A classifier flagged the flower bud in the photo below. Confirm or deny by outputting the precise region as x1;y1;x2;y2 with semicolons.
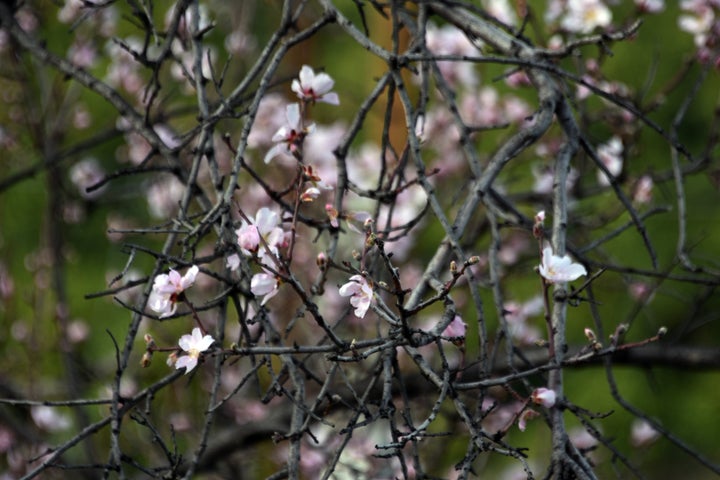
450;260;457;274
141;351;152;368
531;387;557;408
316;252;328;270
467;256;480;265
166;351;178;367
584;328;596;343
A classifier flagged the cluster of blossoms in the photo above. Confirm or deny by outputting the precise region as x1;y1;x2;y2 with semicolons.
679;0;720;64
146;265;215;374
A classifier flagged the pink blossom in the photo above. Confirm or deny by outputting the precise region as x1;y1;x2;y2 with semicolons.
636;0;664;13
633;175;654;204
442;315;467;338
539;247;587;283
504;296;543;345
264;103;315;163
70;158;105;199
235;207;288;257
175;327;214;374
338;274;374;318
291;65;340;105
226;253;241;271
518;409;539;431
31;406;71;432
148;265;199;318
425;22;479;87
531;387;557;408
630;419;660;447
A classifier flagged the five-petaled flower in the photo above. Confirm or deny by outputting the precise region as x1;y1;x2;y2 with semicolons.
339;274;374;318
531;387;557;408
148;265;199;318
175;327;214;374
292;65;340;105
264;103;315;164
539;247;587;283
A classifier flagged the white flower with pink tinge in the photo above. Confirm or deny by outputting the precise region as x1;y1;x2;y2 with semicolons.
175;327;214;374
339;274;374;318
291;65;339;105
148;265;199;318
251;271;280;306
264;103;315;164
539;247;587;284
531;387;557;408
235;207;288;258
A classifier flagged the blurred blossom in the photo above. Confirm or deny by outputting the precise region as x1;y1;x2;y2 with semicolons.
68;40;97;68
67;320;90;343
555;0;613;34
175;327;214;374
532;164;579;195
442;315;467;338
679;0;715;48
105;39;144;94
339;274;374;318
504;296;543;345
70;158;105;199
17;8;38;31
291;65;340;105
629;281;654;302
147;175;185;219
633;175;654;204
303;122;345;186
225;29;256;55
631;419;661;447
425;22;479;88
247;93;287;148
106;268;143;304
636;0;665;12
0;261;15;299
72;105;92;129
484;0;517;25
505;70;531;88
0;425;13;453
596;136;623;186
226;253;241;271
63;202;85;224
498;232;530;265
569;426;600;450
31;406;71;432
539;246;587;283
106;214;134;243
58;0;85;23
11;320;29;341
171;47;218;89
